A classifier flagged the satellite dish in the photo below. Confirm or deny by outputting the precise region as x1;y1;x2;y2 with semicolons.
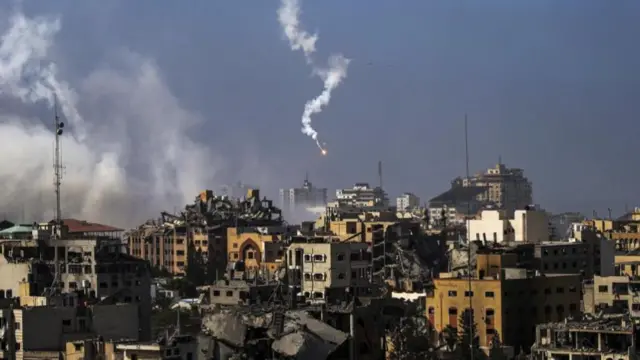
59;122;64;128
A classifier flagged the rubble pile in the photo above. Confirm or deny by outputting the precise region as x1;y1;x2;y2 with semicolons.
202;308;348;360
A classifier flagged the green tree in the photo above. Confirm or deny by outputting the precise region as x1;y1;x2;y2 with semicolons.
387;317;436;360
489;332;507;360
457;310;486;360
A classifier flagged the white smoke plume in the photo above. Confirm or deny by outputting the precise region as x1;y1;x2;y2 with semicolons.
277;0;350;152
0;10;222;228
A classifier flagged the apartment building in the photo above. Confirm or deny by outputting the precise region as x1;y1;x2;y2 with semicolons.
583;275;640;317
0;223;152;341
286;241;371;303
428;186;487;228
467;208;549;243
426;253;581;355
396;192;420;211
334;183;389;209
453;162;533;214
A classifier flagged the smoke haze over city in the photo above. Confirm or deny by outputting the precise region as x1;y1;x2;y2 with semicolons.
0;0;638;227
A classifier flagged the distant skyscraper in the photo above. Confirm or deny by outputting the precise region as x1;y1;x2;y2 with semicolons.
279;175;328;215
396;192;420;211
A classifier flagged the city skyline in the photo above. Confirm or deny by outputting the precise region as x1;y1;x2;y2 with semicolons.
0;1;638;226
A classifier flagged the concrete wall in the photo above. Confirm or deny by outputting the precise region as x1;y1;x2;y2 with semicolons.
92;304;139;341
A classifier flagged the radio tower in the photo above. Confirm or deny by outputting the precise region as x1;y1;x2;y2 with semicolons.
53;94;64;238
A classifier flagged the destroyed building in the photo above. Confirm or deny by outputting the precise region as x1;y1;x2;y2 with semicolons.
127;188;286;280
531;313;639;359
0;220;152;341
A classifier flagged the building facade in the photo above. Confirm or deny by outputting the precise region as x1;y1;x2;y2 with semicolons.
286;241;371;303
428;187;487;227
396;193;420;211
467;208;549;244
334;183;389;209
426;256;581;354
453;162;533;214
279;176;328;215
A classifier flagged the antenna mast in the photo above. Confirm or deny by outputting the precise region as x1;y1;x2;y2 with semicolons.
465;114;474;360
378;161;383;189
53;94;65;237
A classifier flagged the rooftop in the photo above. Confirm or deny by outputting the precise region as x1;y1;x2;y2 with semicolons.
60;218;123;233
429;186;486;204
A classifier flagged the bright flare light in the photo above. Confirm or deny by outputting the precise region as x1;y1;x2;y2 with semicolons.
321;149;327;156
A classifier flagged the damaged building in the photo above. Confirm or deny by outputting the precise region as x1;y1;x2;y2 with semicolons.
0;220;152;341
127;189;287;279
531;313;639;359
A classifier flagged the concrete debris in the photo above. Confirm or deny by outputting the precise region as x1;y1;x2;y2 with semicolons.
201;309;348;359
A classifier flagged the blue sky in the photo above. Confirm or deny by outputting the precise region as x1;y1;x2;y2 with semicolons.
8;0;640;222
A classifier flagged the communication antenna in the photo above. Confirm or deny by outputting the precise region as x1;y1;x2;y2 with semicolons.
377;161;383;189
465;114;474;360
53;93;65;237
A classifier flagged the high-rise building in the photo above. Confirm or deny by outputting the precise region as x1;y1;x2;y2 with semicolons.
452;162;533;214
396;192;420;211
333;183;389;209
279;176;328;215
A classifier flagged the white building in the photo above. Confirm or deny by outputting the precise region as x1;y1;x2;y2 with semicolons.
279;176;328;215
335;183;389;208
396;193;420;211
467;207;549;243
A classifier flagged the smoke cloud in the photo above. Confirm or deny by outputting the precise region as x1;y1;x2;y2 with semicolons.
0;10;223;228
277;0;350;152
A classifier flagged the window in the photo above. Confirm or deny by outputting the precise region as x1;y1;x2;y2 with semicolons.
226;291;233;297
304;254;311;262
313;273;325;281
448;290;457;297
247;252;254;259
337;253;345;261
337;273;346;280
464;291;474;297
62;319;71;326
304;273;311;280
632;303;640;311
569;286;577;293
313;254;325;262
14;322;19;330
99;282;108;289
598;285;608;293
556;287;564;293
177;250;185;256
544;288;551;295
485;291;495;298
213;290;220;296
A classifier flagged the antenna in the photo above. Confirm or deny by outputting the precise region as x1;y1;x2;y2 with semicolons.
378;161;383;189
53;94;65;235
465;114;474;360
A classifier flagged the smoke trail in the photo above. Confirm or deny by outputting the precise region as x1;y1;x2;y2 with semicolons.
0;10;222;227
277;0;350;152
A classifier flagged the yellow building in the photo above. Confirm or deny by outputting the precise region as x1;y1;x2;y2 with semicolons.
227;226;285;273
426;253;581;354
318;210;406;242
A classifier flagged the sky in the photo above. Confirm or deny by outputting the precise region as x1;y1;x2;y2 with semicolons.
0;0;638;227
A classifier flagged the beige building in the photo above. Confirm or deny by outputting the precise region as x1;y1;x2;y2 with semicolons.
454;162;533;214
286;241;371;303
0;223;152;341
467;208;549;243
427;253;581;355
584;275;640;317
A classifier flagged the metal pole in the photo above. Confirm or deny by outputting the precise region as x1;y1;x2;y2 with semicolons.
465;114;474;360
